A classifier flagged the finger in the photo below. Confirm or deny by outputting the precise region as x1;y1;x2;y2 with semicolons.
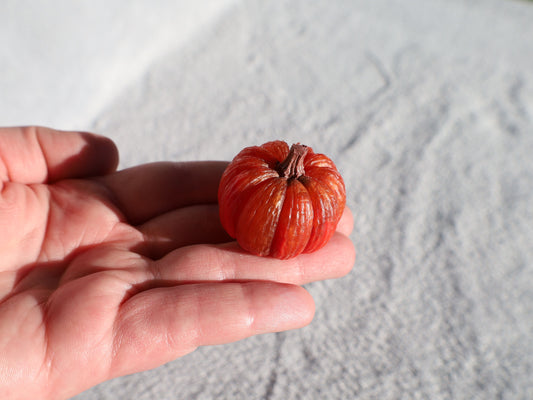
336;206;354;236
152;231;355;285
0;126;118;183
98;161;228;225
57;243;150;285
138;205;353;260
137;204;231;259
112;281;314;376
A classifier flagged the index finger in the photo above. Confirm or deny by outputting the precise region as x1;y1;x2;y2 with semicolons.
98;161;228;225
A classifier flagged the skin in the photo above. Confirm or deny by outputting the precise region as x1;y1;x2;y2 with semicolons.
0;126;355;400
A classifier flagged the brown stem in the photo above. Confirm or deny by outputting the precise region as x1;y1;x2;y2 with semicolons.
276;143;309;179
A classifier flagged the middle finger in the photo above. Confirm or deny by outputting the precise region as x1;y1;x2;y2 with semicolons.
151;231;355;286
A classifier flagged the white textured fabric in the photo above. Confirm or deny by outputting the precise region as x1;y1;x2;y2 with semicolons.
2;1;532;399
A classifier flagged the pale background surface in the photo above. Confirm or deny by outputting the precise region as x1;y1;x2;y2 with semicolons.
1;0;532;399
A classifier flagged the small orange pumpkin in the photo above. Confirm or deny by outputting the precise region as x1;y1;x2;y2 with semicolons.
218;141;346;259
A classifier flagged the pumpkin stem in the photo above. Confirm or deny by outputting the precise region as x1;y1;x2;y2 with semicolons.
277;143;308;179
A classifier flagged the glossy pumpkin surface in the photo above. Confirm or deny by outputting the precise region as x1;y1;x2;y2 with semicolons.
218;141;346;259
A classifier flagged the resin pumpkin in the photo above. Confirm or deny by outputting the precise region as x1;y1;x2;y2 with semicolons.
218;140;346;259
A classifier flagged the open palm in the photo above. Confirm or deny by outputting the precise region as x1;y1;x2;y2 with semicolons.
0;127;355;400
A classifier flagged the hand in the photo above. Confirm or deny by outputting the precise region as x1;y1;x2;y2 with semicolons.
0;127;355;400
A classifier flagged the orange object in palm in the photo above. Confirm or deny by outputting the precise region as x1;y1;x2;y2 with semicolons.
218;141;346;259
